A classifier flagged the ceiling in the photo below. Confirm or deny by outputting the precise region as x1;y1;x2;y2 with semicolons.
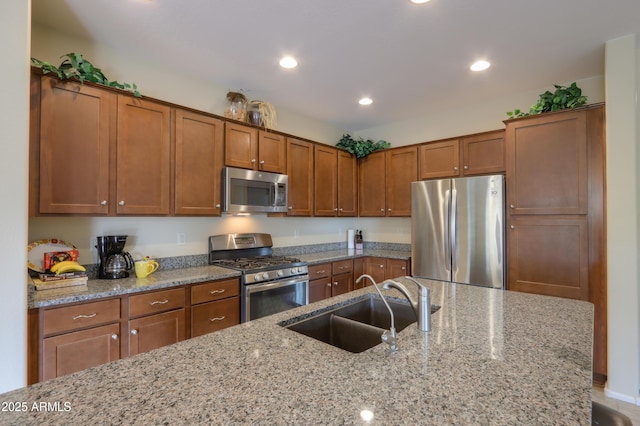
32;0;640;132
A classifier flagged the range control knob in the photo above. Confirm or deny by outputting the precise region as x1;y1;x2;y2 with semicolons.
254;274;261;281
290;268;297;274
277;270;284;277
262;273;269;280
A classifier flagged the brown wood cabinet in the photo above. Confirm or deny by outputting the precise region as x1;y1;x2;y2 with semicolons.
286;138;314;216
419;131;505;180
460;130;505;176
190;278;240;337
359;148;416;217
116;95;172;215
174;109;224;215
505;105;606;384
127;288;186;356
419;139;460;180
363;257;410;284
308;260;354;302
35;76;113;214
314;145;357;216
224;122;286;173
40;299;121;381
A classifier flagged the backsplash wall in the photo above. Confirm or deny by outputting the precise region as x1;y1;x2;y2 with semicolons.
28;216;411;265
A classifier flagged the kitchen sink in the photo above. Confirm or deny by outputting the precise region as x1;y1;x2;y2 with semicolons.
282;295;441;353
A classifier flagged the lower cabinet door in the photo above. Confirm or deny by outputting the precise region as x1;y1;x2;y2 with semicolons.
191;297;240;338
42;323;120;381
385;259;409;280
128;309;186;356
309;277;332;303
331;273;353;297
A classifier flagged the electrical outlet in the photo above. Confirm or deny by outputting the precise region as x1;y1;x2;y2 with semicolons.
177;233;186;245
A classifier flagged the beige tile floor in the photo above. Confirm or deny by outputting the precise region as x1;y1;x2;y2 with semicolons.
593;385;640;425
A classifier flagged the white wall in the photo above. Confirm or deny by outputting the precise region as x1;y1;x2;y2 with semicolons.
0;2;30;393
604;34;640;403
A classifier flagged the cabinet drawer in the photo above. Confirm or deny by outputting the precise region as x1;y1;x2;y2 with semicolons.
129;288;185;318
43;299;120;336
191;297;240;337
308;263;330;279
191;278;239;305
332;259;353;275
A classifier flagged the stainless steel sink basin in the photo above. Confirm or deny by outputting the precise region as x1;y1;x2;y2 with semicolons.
282;295;441;353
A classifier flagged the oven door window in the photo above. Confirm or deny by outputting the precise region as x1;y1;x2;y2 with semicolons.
245;279;308;322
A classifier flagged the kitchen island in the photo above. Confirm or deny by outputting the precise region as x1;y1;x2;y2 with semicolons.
4;278;593;425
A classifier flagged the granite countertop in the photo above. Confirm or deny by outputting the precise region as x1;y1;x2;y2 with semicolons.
5;278;594;425
28;265;241;309
28;248;411;309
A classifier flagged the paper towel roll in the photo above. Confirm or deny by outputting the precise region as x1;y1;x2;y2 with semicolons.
347;229;355;249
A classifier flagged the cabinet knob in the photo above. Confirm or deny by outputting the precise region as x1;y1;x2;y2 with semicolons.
251;159;256;163
111;334;119;340
510;225;515;229
401;266;406;270
380;208;385;212
288;206;293;210
510;204;515;209
379;264;384;268
327;283;332;287
339;208;343;212
334;208;338;211
463;165;469;170
454;166;458;171
215;203;221;208
259;160;265;164
130;329;138;335
388;208;392;212
118;200;125;206
100;200;107;206
333;282;338;286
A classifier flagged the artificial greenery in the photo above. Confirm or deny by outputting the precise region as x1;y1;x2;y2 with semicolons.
31;52;140;97
336;134;391;158
506;82;587;119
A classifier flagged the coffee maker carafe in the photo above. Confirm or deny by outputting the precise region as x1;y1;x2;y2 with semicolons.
97;235;134;279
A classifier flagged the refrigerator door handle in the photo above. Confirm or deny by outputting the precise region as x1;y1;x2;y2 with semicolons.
445;188;451;267
450;187;458;273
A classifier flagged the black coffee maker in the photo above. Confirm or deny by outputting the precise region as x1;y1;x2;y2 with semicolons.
97;235;134;279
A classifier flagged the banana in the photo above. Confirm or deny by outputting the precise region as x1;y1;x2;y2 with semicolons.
50;260;86;274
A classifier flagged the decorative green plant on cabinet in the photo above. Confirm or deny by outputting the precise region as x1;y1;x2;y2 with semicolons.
506;82;587;118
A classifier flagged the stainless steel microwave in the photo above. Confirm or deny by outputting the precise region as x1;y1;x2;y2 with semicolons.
222;167;288;214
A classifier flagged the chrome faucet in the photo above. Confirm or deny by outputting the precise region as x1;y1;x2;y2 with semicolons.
382;276;431;332
356;274;397;352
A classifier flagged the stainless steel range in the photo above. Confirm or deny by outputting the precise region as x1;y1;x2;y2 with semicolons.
208;233;309;322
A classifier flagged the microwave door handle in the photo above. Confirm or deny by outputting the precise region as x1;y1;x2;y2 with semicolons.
271;184;276;207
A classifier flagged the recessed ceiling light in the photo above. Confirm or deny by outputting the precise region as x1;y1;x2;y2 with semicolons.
470;60;491;72
358;97;373;106
279;56;298;69
409;0;431;4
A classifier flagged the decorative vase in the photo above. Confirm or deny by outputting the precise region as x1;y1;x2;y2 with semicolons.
224;92;247;121
247;101;262;126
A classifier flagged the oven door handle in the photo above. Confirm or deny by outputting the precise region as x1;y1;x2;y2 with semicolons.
244;275;310;295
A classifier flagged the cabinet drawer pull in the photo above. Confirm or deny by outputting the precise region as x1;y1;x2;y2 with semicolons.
72;313;97;320
149;299;169;306
209;289;226;295
316;270;325;274
209;316;226;322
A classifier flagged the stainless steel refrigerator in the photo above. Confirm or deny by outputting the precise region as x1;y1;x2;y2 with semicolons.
411;175;505;289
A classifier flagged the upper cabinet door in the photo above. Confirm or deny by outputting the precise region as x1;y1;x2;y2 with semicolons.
419;139;460;180
258;131;286;173
225;122;258;170
314;144;338;216
460;130;505;176
386;146;417;217
287;138;314;216
506;111;588;215
38;77;113;214
337;150;357;217
116;95;171;215
358;151;386;217
174;109;224;215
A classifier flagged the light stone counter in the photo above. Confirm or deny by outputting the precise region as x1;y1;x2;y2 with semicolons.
28;265;241;309
5;278;593;425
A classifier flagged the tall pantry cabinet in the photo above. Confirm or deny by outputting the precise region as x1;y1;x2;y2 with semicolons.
504;104;606;384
